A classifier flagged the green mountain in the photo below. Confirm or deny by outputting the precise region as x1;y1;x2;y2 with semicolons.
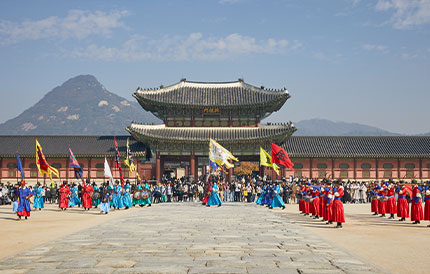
0;75;160;135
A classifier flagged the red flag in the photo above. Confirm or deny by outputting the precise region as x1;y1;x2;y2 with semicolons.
271;143;294;171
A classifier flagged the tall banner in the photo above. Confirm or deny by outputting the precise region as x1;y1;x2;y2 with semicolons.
69;147;84;183
114;136;124;186
16;153;24;180
209;138;238;169
124;137;140;180
104;157;114;185
259;147;280;175
271;142;294;171
36;139;59;182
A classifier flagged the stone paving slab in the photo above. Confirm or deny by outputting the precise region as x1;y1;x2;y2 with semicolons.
0;203;387;273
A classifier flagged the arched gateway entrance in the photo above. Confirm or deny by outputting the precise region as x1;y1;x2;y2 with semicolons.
127;79;296;182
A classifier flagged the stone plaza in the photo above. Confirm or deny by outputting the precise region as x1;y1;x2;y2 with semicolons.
0;203;385;274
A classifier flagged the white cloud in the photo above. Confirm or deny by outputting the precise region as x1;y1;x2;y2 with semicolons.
70;33;301;62
375;0;430;29
362;44;388;53
0;9;128;45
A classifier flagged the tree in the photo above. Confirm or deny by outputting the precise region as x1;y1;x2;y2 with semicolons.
234;162;259;176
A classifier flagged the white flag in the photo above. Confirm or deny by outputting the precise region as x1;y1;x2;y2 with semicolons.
104;157;113;185
209;138;238;169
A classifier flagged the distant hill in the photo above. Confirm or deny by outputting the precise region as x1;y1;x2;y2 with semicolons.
0;75;160;135
292;118;402;136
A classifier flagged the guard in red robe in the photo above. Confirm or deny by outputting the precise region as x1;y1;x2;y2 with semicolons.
424;186;430;227
325;187;333;225
321;185;329;222
411;185;424;224
303;184;311;216
386;183;397;219
378;185;387;217
82;181;94;210
371;184;380;215
396;184;409;221
332;182;345;228
311;187;320;219
59;182;71;211
202;183;212;205
299;185;305;213
319;186;325;221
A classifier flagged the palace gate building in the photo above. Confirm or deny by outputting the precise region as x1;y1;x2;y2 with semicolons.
126;79;296;182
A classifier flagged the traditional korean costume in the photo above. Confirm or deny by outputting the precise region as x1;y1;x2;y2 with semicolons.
270;185;285;209
33;185;44;209
122;184;132;208
17;184;32;218
207;182;222;206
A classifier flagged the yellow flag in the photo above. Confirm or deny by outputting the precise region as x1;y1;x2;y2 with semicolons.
259;147;279;175
124;138;141;180
36;139;59;182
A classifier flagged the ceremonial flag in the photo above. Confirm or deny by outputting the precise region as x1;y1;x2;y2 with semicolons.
104;157;114;185
36;139;59;182
209;138;238;169
124;138;140;180
259;147;280;175
271;142;294;171
69;147;83;182
16;153;24;180
113;136;124;186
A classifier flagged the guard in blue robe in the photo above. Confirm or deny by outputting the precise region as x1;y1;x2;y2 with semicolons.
92;185;100;208
141;183;152;206
17;182;32;219
33;184;44;210
122;183;132;209
207;182;222;207
265;185;274;206
113;183;124;209
100;192;111;214
270;184;286;209
68;185;81;207
256;185;267;205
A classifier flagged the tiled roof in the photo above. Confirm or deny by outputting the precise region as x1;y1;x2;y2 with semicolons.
126;123;296;143
1;135;429;158
283;136;430;158
0;136;146;158
134;79;289;107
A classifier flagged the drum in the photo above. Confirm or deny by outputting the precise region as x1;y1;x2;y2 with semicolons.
133;191;142;199
142;191;149;199
92;192;100;200
108;195;113;201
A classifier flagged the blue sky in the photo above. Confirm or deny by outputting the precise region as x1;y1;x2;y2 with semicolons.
0;0;429;134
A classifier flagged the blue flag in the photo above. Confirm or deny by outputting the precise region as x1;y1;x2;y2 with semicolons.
16;153;24;180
